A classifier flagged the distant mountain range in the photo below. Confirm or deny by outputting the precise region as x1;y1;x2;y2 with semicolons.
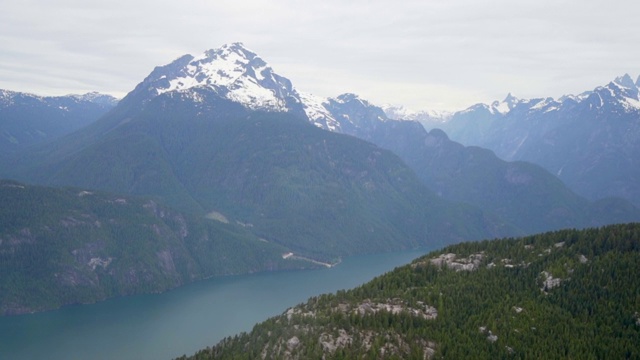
314;94;640;234
430;74;640;207
4;43;638;242
381;103;451;125
2;43;514;264
2;42;639;312
0;90;118;154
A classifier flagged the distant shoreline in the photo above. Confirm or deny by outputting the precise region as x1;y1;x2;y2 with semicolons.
283;252;341;268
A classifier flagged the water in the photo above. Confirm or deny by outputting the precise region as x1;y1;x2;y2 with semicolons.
0;249;431;360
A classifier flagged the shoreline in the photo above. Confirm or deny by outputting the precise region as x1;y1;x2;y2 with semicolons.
282;252;342;268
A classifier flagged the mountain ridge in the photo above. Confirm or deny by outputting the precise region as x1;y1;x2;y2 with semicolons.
5;86;511;261
4;43;638;246
0;89;118;154
436;73;640;206
313;93;640;234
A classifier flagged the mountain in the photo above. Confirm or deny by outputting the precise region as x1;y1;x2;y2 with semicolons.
438;74;640;207
6;43;638;251
0;179;308;315
4;43;511;262
0;89;118;154
178;223;640;359
305;93;640;234
121;42;304;115
381;103;451;129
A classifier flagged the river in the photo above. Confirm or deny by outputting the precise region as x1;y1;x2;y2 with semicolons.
0;248;432;360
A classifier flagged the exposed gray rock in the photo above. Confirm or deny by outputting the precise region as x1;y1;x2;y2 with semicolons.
540;271;562;292
426;252;484;271
578;254;588;264
286;336;300;351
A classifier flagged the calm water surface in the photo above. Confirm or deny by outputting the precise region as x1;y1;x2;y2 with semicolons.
0;249;432;360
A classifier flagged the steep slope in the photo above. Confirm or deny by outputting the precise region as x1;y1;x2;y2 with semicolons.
0;90;117;153
8;86;510;261
317;94;640;234
440;74;640;206
0;179;305;315
119;42;304;115
180;223;640;359
7;43;637;256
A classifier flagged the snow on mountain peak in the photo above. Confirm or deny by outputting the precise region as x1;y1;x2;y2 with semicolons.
70;92;119;106
381;104;451;123
335;93;366;105
613;73;636;89
602;74;640;111
298;92;340;132
150;43;295;111
490;93;521;114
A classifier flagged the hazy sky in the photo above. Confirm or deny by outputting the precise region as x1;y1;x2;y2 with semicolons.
1;0;639;111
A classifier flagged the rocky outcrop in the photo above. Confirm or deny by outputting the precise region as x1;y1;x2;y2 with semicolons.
419;252;485;271
540;271;562;292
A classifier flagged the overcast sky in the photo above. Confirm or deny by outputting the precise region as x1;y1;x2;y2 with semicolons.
1;0;639;111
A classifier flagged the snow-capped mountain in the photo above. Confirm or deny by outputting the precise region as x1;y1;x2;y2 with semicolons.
123;42;439;136
381;104;451;130
70;91;120;107
285;88;640;234
0;90;118;153
439;74;640;207
5;43;639;246
128;42;303;113
112;42;640;209
297;92;341;132
0;89;118;108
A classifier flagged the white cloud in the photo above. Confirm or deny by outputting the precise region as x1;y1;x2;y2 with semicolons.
1;0;639;110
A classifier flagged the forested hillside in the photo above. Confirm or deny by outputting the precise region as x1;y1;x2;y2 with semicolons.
180;223;640;359
0;180;308;315
6;91;512;261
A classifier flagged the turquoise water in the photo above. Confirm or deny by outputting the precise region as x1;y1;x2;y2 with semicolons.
0;249;431;360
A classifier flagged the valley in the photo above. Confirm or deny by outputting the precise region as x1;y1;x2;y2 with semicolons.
0;249;428;360
0;41;639;360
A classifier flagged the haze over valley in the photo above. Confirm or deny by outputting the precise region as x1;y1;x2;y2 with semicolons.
1;1;640;358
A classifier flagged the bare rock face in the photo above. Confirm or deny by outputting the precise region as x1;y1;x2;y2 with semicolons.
540;271;562;292
426;252;484;271
479;326;498;342
287;336;300;351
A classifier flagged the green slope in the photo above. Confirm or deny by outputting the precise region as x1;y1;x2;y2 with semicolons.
0;179;308;315
182;223;640;359
8;90;513;260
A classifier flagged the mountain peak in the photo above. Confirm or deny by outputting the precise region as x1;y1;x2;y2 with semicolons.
503;92;519;104
489;93;520;114
336;93;365;103
134;42;297;112
198;42;259;65
70;92;119;106
613;73;636;89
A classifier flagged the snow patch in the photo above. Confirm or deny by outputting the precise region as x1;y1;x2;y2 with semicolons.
298;92;340;132
154;43;290;111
